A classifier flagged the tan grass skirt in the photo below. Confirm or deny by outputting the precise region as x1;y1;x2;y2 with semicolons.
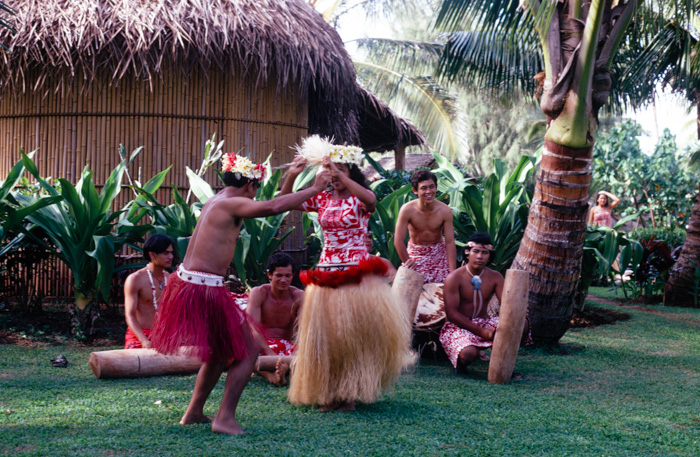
288;275;415;406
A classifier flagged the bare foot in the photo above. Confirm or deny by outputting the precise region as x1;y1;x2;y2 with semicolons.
259;370;282;386
478;350;490;361
179;413;213;425
275;358;290;387
319;400;356;412
211;418;246;435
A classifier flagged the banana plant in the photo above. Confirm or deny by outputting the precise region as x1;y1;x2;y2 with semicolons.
16;153;147;339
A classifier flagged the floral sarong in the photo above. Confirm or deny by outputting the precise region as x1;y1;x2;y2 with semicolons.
263;338;296;356
439;318;499;368
407;240;451;283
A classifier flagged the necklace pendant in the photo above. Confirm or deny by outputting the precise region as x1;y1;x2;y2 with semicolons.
159;282;164;290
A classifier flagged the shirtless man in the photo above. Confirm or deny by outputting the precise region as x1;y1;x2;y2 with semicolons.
394;170;456;284
150;153;330;435
439;232;503;373
246;252;303;387
124;234;175;349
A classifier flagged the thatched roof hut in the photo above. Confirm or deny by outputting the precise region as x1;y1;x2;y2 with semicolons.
0;0;424;298
0;0;423;184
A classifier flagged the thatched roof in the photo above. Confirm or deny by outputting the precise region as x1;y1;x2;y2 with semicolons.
0;0;424;149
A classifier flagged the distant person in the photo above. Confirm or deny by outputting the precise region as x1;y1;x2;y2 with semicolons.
150;152;331;435
588;191;620;228
246;252;304;387
124;234;175;349
394;170;456;283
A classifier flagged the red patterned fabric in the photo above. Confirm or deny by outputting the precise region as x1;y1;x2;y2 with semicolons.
151;273;250;363
439;318;499;368
302;190;371;266
124;328;150;349
592;210;613;227
407;240;451;283
300;256;388;288
263;338;296;356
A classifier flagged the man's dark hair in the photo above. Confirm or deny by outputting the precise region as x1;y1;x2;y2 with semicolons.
222;171;258;189
410;169;437;190
465;232;496;263
267;252;295;274
143;234;175;261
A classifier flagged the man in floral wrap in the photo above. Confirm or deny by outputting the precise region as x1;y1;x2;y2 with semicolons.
394;170;456;284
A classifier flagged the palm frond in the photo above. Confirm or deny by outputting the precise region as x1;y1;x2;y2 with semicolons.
355;60;469;162
354;37;444;76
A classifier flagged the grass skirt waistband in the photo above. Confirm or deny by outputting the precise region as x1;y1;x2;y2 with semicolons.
150;273;250;363
288;272;415;406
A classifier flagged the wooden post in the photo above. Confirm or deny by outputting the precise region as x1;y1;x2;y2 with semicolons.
488;269;529;384
394;143;406;170
391;266;425;324
89;349;202;379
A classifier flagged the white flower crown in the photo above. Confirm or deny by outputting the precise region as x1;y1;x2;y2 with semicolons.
295;135;364;167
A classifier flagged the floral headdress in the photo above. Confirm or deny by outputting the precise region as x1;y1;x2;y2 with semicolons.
295;135;364;167
221;153;267;181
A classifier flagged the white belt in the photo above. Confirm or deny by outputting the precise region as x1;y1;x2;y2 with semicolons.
177;265;225;287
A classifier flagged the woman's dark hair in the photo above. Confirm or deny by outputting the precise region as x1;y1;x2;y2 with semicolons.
410;170;437;190
348;164;369;189
143;234;175;261
465;232;496;263
222;171;257;189
267;252;295;274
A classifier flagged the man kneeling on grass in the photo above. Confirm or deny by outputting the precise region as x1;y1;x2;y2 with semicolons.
440;232;530;374
246;252;303;386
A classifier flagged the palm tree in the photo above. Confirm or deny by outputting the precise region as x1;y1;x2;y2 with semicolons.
616;6;700;307
435;0;643;343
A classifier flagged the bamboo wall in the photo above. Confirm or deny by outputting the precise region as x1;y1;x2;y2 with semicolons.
0;66;311;299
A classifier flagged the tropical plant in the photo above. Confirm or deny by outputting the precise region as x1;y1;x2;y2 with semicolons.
593;120;697;229
0;154;61;258
368;183;415;267
635;235;676;301
575;222;643;309
440;155;536;273
15;153;149;339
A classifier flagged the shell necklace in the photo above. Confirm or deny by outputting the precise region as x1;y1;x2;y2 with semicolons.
465;265;483;319
146;268;167;310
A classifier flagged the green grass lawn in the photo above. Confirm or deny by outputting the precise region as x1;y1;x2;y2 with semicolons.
1;301;699;457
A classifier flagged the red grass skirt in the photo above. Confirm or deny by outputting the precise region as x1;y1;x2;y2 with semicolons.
151;273;250;363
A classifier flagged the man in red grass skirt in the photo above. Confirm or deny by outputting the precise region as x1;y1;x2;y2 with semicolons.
150;153;330;435
280;136;415;411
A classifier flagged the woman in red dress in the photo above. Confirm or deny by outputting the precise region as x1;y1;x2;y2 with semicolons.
280;136;414;410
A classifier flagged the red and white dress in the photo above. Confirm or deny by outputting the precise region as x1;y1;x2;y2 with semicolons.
302;190;370;267
289;191;414;406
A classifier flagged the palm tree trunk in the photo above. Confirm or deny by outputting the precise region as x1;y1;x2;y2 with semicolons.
663;188;700;308
512;141;592;343
663;93;700;308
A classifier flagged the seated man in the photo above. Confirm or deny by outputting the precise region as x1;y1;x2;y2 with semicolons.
394;170;456;284
439;232;502;373
246;252;303;386
124;234;175;349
